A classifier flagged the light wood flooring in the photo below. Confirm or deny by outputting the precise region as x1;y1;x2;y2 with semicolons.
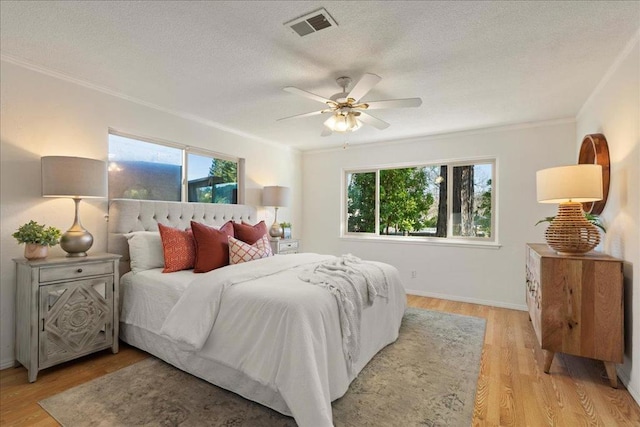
1;295;639;426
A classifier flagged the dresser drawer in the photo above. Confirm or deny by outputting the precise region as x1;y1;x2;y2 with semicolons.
40;261;114;283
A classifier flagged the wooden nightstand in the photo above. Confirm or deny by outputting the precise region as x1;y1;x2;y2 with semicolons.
270;239;300;255
14;253;121;382
525;243;623;387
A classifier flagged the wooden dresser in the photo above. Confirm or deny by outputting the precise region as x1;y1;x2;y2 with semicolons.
525;243;624;387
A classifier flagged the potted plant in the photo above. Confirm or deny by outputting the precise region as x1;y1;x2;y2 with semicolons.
280;222;292;239
12;220;62;260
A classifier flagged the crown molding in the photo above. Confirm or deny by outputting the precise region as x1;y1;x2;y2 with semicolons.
0;53;296;152
304;117;576;155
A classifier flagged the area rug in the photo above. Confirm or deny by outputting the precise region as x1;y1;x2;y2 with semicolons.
39;308;485;426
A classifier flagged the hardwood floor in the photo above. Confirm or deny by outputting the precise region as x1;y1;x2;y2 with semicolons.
1;295;639;426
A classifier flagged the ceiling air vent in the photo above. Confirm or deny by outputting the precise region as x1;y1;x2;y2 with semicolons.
284;8;338;37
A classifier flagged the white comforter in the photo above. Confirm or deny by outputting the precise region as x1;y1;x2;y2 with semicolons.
148;253;405;426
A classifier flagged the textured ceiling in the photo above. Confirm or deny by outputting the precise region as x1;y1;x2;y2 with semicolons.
1;1;638;150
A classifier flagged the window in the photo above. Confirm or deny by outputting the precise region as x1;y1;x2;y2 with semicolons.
187;153;238;204
344;159;495;242
108;132;243;203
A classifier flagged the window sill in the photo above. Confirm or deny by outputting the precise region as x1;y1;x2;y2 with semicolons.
339;235;502;249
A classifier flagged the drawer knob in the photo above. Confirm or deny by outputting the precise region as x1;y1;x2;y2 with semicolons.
76;268;83;273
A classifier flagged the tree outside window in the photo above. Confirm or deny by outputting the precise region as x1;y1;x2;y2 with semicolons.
344;160;494;241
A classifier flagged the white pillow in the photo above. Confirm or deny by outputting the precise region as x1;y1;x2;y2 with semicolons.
124;231;164;273
228;234;273;265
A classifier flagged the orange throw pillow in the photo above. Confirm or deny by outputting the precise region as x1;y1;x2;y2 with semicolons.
191;221;235;273
233;221;268;244
158;223;195;273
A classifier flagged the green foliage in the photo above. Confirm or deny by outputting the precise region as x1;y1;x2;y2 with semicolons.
536;212;606;233
123;187;150;200
280;222;292;228
379;167;433;234
12;220;61;246
347;172;376;232
474;178;492;237
209;158;237;183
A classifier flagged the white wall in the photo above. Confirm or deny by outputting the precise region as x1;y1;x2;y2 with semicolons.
0;60;302;368
576;33;640;404
302;120;576;309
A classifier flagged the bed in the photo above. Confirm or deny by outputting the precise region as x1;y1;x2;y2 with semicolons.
108;199;407;426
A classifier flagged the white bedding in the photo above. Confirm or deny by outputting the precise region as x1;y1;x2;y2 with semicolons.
120;253;407;426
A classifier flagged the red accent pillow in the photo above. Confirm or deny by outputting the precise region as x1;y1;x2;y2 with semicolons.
157;223;195;273
191;221;235;273
233;221;268;244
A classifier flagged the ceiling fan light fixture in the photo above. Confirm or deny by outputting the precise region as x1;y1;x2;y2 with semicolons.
325;112;361;133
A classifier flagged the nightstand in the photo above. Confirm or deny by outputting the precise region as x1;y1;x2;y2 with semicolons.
525;243;623;387
270;239;300;255
14;253;121;382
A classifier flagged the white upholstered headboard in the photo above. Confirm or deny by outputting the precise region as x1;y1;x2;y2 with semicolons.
107;199;258;275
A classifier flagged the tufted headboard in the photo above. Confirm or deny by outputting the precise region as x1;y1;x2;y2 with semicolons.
107;199;258;275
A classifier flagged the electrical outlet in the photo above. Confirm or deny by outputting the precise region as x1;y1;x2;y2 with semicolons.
411;270;417;279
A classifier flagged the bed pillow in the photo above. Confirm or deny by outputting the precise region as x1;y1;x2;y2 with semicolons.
191;221;235;273
124;231;164;274
229;234;273;265
233;221;268;244
157;223;196;273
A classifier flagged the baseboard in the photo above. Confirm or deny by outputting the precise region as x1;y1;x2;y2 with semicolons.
616;365;640;406
406;289;528;311
1;358;16;370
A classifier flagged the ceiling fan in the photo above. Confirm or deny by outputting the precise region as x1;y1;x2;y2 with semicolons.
278;73;422;136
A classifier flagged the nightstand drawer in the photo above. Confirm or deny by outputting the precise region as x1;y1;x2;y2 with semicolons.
40;261;114;283
270;239;301;255
279;240;299;251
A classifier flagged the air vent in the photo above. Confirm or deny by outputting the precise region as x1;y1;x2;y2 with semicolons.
284;8;338;37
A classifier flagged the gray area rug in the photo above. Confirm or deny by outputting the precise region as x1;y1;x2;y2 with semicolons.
40;308;485;426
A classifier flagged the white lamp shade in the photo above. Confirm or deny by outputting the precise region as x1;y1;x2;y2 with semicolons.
42;156;107;198
263;186;291;207
536;164;603;204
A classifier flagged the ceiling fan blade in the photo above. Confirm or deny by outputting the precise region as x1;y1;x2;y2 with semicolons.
283;87;336;105
347;73;382;102
321;128;333;137
363;98;423;110
277;109;331;121
358;112;390;130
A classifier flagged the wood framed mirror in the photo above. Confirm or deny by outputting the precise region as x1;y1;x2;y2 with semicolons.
578;133;610;215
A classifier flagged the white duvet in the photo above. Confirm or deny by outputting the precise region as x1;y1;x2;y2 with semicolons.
125;253;406;426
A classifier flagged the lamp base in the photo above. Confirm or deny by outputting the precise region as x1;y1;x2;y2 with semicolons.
60;198;93;257
269;222;283;239
268;206;282;239
545;202;600;255
61;229;93;257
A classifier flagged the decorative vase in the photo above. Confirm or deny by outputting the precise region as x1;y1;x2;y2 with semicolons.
24;244;48;260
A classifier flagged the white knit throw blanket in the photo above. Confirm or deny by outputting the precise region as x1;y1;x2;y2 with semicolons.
297;254;389;375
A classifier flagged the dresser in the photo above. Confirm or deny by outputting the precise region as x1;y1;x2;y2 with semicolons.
270;239;300;255
14;253;121;382
525;243;623;387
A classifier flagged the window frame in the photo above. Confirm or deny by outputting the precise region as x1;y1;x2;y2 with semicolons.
342;157;498;247
108;129;245;204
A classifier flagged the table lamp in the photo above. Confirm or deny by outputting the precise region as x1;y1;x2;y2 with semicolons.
536;164;603;255
263;186;290;239
42;156;107;257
